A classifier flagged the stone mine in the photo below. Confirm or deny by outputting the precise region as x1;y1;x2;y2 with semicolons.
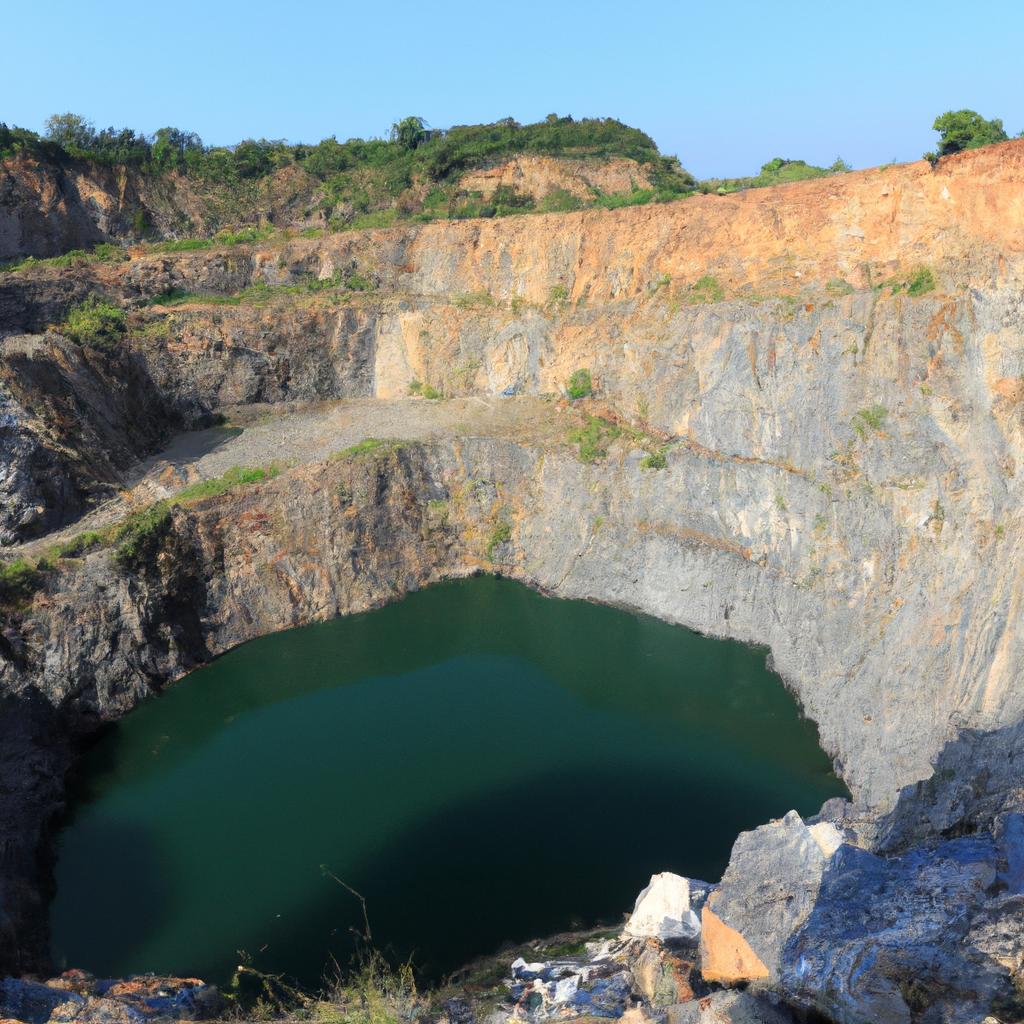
2;130;1024;1024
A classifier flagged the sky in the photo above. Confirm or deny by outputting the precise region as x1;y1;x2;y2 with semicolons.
6;0;1023;179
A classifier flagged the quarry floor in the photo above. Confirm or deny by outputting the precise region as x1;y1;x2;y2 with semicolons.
13;396;571;559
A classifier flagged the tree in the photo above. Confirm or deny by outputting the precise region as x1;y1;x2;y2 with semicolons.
930;110;1008;157
390;116;427;151
44;112;96;151
152;127;203;169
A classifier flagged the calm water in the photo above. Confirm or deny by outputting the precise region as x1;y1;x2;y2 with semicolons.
51;576;844;986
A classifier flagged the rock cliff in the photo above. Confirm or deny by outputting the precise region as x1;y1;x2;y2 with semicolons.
1;141;1024;1020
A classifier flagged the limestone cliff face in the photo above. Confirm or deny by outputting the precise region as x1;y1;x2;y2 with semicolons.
2;143;1024;993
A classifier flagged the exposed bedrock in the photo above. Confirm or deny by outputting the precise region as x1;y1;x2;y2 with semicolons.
0;144;1023;1014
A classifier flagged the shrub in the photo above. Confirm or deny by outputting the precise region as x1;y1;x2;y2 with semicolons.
641;448;668;470
61;296;127;349
0;558;42;606
568;415;621;462
486;520;512;560
539;188;584;213
826;278;855;296
566;368;593;400
47;531;104;560
906;267;936;297
852;404;888;438
112;502;173;567
548;283;569;305
687;275;725;304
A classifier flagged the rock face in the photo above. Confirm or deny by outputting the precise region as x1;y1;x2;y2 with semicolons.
0;143;1023;1016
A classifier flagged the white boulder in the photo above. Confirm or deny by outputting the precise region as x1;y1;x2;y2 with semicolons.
624;871;701;941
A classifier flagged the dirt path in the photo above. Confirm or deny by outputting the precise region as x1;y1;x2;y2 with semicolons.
12;397;571;559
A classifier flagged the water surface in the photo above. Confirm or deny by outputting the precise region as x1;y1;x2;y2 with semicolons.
52;576;844;985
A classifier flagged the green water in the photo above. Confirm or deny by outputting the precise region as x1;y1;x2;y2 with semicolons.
51;576;845;986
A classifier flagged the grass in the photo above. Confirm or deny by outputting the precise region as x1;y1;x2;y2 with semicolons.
35;464;281;573
330;438;406;460
640;448;668;470
878;266;936;297
826;277;855;296
486;520;512;560
852;404;888;438
906;267;936;296
174;465;280;503
452;291;494;309
61;296;127;349
0;242;126;274
568;415;622;462
0;558;42;607
565;368;593;400
687;274;725;304
112;502;174;566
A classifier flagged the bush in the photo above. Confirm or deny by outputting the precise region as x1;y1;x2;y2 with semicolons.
486;520;512;560
930;110;1008;157
906;267;936;296
687;275;725;304
112;502;174;567
61;296;126;349
568;415;621;462
641;449;668;470
566;368;593;400
0;558;42;606
539;188;584;213
852;404;888;438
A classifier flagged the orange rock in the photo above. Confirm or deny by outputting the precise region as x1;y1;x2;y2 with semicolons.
699;906;769;984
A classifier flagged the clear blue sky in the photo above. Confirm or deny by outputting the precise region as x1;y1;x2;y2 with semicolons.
6;0;1022;178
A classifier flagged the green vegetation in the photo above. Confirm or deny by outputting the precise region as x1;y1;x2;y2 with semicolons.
61;296;127;349
926;110;1009;162
330;438;407;460
687;274;725;304
905;267;936;297
538;188;584;213
409;379;443;400
852;404;888;438
826;277;855;297
565;368;593;400
45;531;105;560
701;156;849;195
1;113;697;233
640;448;668;470
0;558;42;607
112;502;174;567
486;519;513;560
548;283;569;305
174;465;280;503
568;415;622;462
452;290;494;309
878;266;936;297
1;242;125;274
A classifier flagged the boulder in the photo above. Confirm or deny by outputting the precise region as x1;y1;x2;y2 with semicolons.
624;872;701;942
629;943;695;1006
666;991;796;1023
0;980;81;1024
701;811;841;982
698;906;768;985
